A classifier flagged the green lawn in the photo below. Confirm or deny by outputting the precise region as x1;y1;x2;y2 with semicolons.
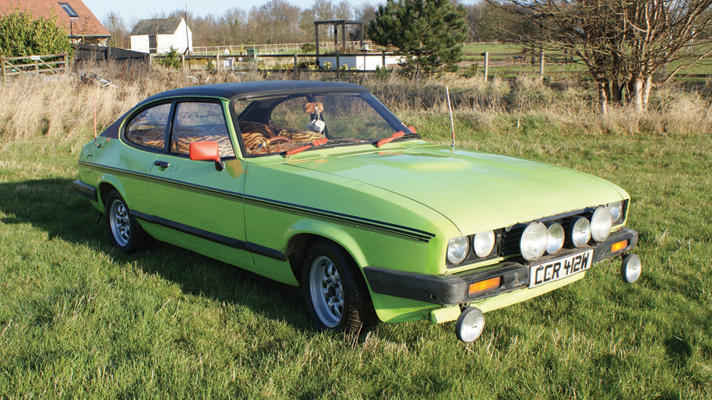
1;108;710;398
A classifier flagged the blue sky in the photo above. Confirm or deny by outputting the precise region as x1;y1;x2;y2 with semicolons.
83;0;383;25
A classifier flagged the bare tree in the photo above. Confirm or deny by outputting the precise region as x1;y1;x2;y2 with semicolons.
103;10;128;48
250;0;305;44
335;0;353;20
499;0;712;113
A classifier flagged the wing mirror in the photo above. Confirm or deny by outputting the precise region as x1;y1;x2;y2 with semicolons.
189;141;225;171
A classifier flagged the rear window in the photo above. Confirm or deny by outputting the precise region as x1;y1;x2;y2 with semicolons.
125;103;171;150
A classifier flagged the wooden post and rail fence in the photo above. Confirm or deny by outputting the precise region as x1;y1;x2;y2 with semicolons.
2;49;710;83
0;52;68;84
151;50;567;81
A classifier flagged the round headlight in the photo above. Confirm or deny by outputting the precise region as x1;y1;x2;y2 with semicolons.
447;236;469;265
520;222;547;261
608;201;623;224
546;223;565;254
473;230;496;258
591;206;613;242
571;217;591;248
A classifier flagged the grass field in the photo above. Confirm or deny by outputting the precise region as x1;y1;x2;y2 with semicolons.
0;73;711;399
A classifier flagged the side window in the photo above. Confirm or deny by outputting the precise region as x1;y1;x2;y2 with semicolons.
170;102;235;158
125;103;170;150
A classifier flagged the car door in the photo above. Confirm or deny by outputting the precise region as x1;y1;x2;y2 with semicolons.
112;101;171;214
144;99;253;266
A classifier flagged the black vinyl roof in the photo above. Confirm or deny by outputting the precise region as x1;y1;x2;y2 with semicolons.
138;81;369;106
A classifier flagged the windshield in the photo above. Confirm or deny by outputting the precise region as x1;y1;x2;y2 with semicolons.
232;92;413;156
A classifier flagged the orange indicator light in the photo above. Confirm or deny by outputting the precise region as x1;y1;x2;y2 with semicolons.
611;240;629;253
469;277;502;295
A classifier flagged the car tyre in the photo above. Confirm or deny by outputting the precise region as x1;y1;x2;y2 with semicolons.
105;190;147;253
301;240;376;334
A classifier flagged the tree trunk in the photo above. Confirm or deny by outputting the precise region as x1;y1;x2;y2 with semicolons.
642;75;652;112
598;82;608;115
632;77;644;114
611;80;623;106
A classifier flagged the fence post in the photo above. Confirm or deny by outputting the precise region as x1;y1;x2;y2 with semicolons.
293;52;298;80
336;52;340;79
1;55;5;84
216;54;221;72
35;59;39;74
539;50;545;80
382;50;386;70
181;54;185;71
484;52;489;82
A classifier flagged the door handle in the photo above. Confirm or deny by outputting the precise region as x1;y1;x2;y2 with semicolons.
154;160;170;169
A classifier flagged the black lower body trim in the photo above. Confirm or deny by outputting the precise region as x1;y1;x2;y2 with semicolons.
364;228;639;306
73;180;98;202
131;210;287;262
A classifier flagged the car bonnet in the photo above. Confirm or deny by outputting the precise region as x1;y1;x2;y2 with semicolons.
284;144;629;234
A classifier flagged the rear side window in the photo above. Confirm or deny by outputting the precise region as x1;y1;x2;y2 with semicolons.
125;103;171;150
170;102;235;158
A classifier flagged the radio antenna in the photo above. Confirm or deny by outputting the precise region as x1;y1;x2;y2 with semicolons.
446;87;455;150
93;99;100;147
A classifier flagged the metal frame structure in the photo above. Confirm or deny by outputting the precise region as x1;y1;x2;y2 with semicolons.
314;20;365;66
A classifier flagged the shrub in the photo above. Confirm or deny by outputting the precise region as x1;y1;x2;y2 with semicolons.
0;10;72;57
156;47;182;70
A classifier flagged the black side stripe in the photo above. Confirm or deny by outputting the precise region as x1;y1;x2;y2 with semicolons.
84;161;435;243
131;210;287;261
243;196;435;243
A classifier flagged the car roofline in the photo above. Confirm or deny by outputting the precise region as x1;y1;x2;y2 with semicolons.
137;81;369;106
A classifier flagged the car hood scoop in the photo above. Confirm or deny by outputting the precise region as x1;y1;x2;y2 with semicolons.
286;145;628;233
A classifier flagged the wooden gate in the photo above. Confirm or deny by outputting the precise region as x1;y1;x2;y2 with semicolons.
0;52;68;83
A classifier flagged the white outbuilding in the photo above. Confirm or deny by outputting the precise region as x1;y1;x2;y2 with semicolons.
130;18;193;54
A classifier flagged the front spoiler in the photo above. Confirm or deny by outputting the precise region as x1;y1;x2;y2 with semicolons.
363;228;638;306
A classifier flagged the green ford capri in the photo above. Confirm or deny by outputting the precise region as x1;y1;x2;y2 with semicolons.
73;81;641;342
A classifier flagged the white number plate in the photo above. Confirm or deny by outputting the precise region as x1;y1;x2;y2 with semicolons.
529;249;594;288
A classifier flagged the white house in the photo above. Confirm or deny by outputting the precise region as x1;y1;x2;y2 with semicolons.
130;18;193;54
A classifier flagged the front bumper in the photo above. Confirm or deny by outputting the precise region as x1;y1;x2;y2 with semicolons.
363;228;638;306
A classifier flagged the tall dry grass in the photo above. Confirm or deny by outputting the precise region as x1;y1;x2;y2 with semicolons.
1;64;711;150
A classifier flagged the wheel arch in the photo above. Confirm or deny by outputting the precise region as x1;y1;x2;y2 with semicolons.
97;177;128;210
284;221;368;286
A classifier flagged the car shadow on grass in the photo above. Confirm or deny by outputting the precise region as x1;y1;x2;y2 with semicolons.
0;178;314;334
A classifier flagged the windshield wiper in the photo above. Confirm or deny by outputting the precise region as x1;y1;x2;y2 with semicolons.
284;137;328;157
375;129;417;148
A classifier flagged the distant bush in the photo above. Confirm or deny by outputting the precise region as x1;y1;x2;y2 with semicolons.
301;43;316;53
0;10;72;57
156;47;182;70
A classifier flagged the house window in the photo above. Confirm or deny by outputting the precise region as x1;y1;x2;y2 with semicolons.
59;3;78;18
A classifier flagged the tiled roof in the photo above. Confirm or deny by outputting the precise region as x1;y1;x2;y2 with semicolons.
131;19;183;36
0;0;110;37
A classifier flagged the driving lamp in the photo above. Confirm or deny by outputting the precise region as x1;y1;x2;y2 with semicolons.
520;222;547;261
456;307;485;342
591;206;613;242
546;223;565;254
571;217;591;248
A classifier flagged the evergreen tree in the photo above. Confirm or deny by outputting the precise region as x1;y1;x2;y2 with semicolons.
0;10;72;57
367;0;468;77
